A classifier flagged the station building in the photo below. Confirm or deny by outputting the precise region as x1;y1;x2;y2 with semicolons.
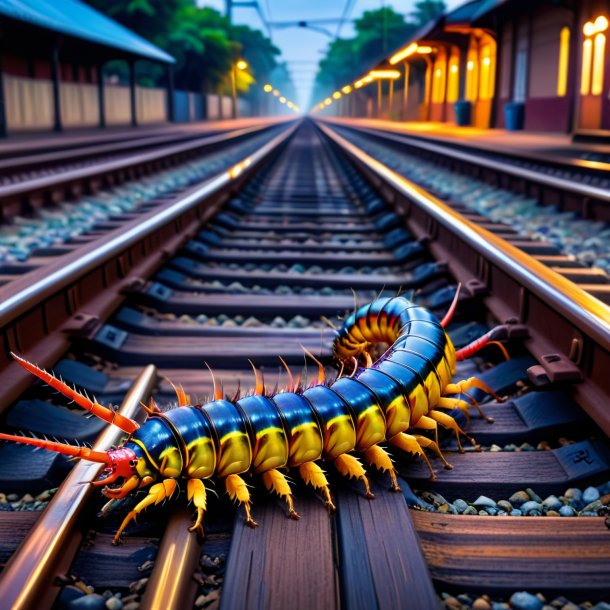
0;0;186;135
326;0;610;138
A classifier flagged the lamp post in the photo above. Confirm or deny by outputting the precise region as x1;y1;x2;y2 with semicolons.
231;59;248;119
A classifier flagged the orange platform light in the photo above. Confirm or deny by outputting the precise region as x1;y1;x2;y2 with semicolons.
389;42;418;65
369;69;401;80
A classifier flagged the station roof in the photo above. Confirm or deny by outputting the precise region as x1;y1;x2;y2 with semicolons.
445;0;488;24
0;0;174;63
470;0;509;21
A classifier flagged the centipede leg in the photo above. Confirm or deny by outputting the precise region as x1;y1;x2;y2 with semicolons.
428;408;478;452
362;444;401;492
113;479;177;545
389;432;437;480
187;479;207;537
298;461;336;512
334;453;375;499
414;435;454;470
444;377;504;422
225;474;258;528
411;414;440;446
435;396;474;424
262;468;300;520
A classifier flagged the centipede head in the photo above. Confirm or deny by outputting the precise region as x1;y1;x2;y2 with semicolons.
3;353;149;498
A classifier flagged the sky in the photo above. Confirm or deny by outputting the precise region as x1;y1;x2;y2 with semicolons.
201;0;466;108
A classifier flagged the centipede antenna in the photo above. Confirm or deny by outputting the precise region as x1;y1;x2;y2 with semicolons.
0;432;110;464
301;346;325;385
248;359;265;396
11;353;139;434
440;283;462;328
204;362;223;401
278;356;294;392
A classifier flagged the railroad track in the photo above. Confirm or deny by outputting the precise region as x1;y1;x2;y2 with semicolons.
324;120;610;302
0;122;291;288
0;119;609;610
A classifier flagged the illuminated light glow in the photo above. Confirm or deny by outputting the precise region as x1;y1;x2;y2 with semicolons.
389;42;418;65
447;57;459;103
417;46;433;54
263;84;273;93
228;160;246;179
332;91;342;99
342;85;352;94
584;21;595;36
369;69;401;80
435;68;441;77
279;96;287;103
236;60;248;71
324;98;332;106
287;101;294;108
557;27;570;97
363;75;374;83
318;103;325;109
595;15;609;32
273;89;280;96
581;37;593;94
354;79;365;88
465;49;478;101
479;45;495;101
592;33;606;95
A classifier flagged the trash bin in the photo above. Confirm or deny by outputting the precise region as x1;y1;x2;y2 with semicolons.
504;102;525;131
454;100;472;126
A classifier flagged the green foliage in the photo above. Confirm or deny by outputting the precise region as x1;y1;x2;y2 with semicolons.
410;1;447;27
312;2;446;106
84;0;283;94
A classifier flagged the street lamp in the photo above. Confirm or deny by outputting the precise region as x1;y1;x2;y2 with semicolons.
231;59;249;119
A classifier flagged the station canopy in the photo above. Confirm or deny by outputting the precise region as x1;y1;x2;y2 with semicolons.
0;0;174;63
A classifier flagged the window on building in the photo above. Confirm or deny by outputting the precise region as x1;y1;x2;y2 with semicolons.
447;55;459;103
581;15;608;95
592;33;606;95
557;26;570;96
465;49;478;101
479;43;496;101
581;37;593;94
431;56;446;103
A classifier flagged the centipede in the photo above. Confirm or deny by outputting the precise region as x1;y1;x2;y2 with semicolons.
0;291;506;543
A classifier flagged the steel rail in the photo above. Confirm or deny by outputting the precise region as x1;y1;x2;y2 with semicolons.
0;365;157;610
318;122;610;349
139;507;202;610
0;122;299;328
0;120;289;174
0;122;289;202
325;120;610;204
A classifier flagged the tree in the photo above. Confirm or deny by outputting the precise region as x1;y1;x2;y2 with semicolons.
410;1;447;28
84;0;281;96
311;7;415;106
85;0;185;47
